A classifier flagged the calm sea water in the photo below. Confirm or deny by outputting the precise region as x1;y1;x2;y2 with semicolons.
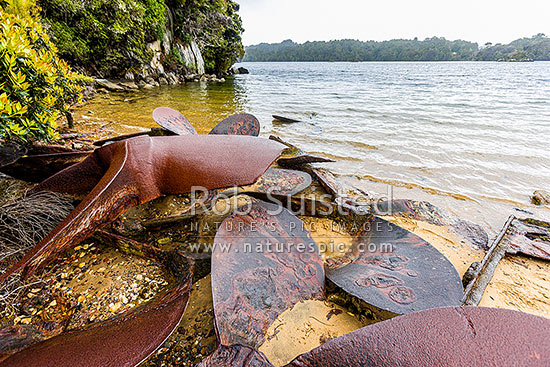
75;61;550;232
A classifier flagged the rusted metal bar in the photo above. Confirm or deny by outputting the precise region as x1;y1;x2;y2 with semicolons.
462;215;515;306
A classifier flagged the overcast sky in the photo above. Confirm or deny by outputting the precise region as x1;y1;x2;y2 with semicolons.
236;0;550;46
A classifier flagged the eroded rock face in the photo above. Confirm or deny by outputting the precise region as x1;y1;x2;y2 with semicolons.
175;41;206;75
531;190;550;205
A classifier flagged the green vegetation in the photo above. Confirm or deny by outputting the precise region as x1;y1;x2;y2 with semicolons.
40;0;167;76
0;6;82;143
244;35;550;62
39;0;244;76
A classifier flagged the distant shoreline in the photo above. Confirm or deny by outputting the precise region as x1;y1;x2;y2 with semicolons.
243;35;548;63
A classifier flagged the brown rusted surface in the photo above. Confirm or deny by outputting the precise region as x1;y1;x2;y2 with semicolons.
0;135;284;282
0;274;192;367
505;217;550;260
209;113;261;136
0;152;91;182
152;107;197;135
327;216;463;315
287;306;550;367
212;200;324;348
197;345;274;367
277;155;334;168
0;143;27;167
93;230;162;259
93;131;151;146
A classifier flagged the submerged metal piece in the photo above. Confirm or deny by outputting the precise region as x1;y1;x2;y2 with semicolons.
277;155;334;168
287;306;550;367
272;115;300;123
0;274;192;367
209;114;260;136
327;216;463;315
0;135;284;282
211;200;324;348
0;152;91;183
153;107;197;135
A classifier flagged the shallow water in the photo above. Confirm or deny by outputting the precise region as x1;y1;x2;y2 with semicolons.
74;61;550;233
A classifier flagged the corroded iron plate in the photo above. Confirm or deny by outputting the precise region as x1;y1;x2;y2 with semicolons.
211;200;324;348
0;143;27;168
242;168;312;197
153;107;197;135
287;306;550;366
327;216;463;315
209;114;260;136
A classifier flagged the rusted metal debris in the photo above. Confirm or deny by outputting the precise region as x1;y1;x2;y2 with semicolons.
286;306;550;366
232;168;312;197
0;143;27;168
0;135;285;282
0;152;91;183
197;345;273;367
211;200;324;348
505;217;550;260
209;114;260;136
0;273;193;367
327;216;463;316
152;107;198;135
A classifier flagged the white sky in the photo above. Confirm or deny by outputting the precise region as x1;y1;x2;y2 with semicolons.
236;0;550;46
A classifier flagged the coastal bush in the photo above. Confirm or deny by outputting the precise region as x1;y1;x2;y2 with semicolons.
40;0;167;76
0;8;81;143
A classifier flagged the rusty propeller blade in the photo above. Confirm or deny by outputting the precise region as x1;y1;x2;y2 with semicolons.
209;114;260;136
153;107;197;135
211;200;325;348
0;274;193;367
326;216;463;316
0;135;285;283
286;306;550;366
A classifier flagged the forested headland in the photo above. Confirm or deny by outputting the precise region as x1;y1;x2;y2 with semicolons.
243;34;550;62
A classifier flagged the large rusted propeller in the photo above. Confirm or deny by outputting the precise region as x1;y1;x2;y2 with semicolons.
0;135;285;283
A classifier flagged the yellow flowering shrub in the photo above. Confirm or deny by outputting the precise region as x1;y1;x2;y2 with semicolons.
0;8;82;143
